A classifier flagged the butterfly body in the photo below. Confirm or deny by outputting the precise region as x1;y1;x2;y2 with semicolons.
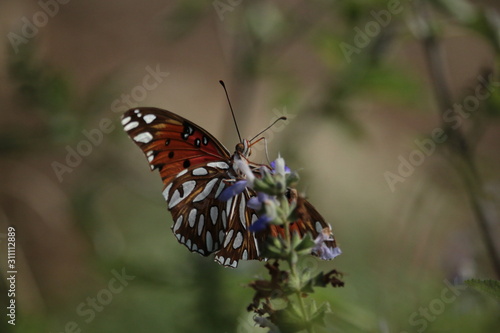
122;107;337;267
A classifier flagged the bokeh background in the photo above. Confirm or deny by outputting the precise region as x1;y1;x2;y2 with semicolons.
1;0;500;332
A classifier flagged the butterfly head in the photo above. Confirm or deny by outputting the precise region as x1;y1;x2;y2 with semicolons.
235;139;252;159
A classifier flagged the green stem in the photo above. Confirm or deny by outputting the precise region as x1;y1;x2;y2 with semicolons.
280;193;315;333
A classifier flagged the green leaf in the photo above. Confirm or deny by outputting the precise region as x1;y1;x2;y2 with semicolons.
285;172;300;188
288;273;302;292
272;303;307;333
262;237;288;260
465;279;500;299
294;233;315;255
300;276;315;294
309;301;331;327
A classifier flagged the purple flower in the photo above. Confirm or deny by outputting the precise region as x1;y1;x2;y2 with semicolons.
219;180;248;201
218;158;256;202
248;192;277;232
249;214;273;232
312;229;342;260
247;192;272;210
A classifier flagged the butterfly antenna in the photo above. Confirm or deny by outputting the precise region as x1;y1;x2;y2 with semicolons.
219;80;242;142
249;116;287;142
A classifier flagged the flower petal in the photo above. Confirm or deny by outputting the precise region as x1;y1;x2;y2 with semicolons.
247;197;262;210
270;158;291;174
249;215;272;232
218;180;248;201
312;229;341;260
248;192;272;210
316;245;342;260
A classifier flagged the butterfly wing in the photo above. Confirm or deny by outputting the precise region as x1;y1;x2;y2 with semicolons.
214;188;261;267
122;107;231;184
268;189;339;256
122;107;338;266
163;162;260;267
296;197;338;251
122;107;261;267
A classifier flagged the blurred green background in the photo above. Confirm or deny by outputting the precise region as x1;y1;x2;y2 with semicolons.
1;0;500;332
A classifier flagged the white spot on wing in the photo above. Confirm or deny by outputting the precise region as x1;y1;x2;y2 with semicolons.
193;178;218;202
121;116;131;125
162;183;172;202
239;197;247;229
192;167;208;176
215;180;226;198
181;180;196;198
168;190;181;209
254;236;260;256
176;169;188;178
197;215;205;236
185;239;192;250
188;209;197;227
168;180;192;209
233;232;243;249
124;121;139;131
226;197;234;220
315;221;323;233
133;132;153;143
210;206;218;225
143;114;156;124
242;249;248;260
173;216;183;232
207;161;229;169
223;229;234;248
199;214;204;231
206;231;213;252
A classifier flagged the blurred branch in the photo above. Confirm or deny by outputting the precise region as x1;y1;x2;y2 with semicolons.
415;1;500;279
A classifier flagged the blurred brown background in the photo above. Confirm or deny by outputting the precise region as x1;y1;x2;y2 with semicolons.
0;0;499;332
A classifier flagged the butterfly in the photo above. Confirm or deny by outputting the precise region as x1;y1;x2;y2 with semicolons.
121;107;339;267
